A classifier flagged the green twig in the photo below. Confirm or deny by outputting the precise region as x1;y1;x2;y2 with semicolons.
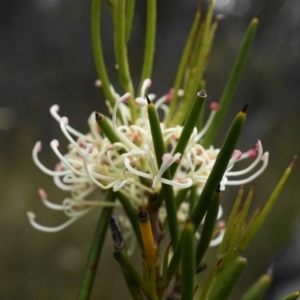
77;190;115;300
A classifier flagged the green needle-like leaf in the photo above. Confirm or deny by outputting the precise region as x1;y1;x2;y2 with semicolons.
191;107;247;230
114;0;137;120
196;188;220;266
160;242;172;299
147;97;178;247
280;292;300;300
91;0;117;108
170;91;206;177
167;6;201;123
240;157;296;250
202;18;259;148
203;256;247;300
218;186;244;258
116;192;144;251
174;0;214;125
181;222;196;300
121;270;144;300
95;113;126;154
138;0;156;95
77;190;115;300
241;273;272;300
113;249;145;292
125;0;136;43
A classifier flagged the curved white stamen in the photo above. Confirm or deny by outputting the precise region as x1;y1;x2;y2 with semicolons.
32;141;70;177
60;117;85;154
209;228;225;247
50;105;94;142
50;140;85;176
88;112;102;141
27;212;80;233
83;144;120;189
195;109;218;142
113;178;134;192
152;153;181;188
107;150;122;175
112;93;131;129
71;184;96;200
62;173;91;183
217;205;223;220
227;150;242;170
141;79;152;97
226;152;269;185
53;173;74;191
38;189;63;210
135;97;148;107
62;199;94;218
160;177;193;188
124;157;152;179
226;141;263;176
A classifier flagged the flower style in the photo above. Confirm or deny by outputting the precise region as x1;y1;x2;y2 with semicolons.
28;79;269;238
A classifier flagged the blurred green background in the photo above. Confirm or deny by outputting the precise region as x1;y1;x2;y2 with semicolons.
0;0;299;299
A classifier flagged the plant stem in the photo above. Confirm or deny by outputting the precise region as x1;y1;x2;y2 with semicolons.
77;190;115;300
91;0;117;107
138;0;157;95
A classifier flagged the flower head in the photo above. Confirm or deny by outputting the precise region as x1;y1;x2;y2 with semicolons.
28;79;268;234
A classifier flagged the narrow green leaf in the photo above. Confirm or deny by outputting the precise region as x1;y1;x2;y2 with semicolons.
113;249;144;291
170;90;207;177
225;185;255;254
166;236;182;286
203;256;247;300
116;192;144;251
181;222;196;300
191;108;247;230
160;242;172;299
138;0;156;95
125;0;136;43
218;186;244;258
196;188;220;266
114;0;137;120
241;274;272;300
167;6;201;123
174;0;214;125
95;113;126;154
147;97;178;247
175;187;190;209
202;18;259;148
91;0;117;107
240;157;296;250
280;292;300;300
77;190;115;300
189;185;198;213
121;270;144;300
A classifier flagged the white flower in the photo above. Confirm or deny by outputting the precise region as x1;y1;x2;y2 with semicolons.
28;79;269;234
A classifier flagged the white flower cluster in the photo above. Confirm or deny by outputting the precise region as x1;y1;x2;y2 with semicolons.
28;79;268;243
